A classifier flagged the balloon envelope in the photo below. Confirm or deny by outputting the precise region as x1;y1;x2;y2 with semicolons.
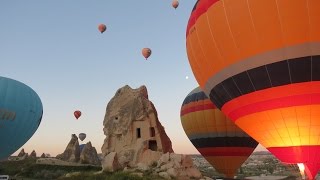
186;0;320;179
79;144;85;152
0;76;43;159
142;48;152;60
172;0;179;9
74;110;81;119
79;133;86;141
98;24;107;33
180;87;258;178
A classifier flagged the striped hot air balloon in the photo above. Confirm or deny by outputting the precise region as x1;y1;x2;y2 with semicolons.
180;87;258;178
186;0;320;179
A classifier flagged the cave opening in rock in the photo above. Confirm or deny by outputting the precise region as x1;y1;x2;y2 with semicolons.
148;140;157;151
136;128;141;138
150;127;155;137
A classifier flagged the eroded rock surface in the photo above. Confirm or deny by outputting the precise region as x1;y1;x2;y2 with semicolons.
101;85;173;170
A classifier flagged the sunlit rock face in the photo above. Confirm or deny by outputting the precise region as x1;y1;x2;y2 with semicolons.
101;85;173;171
80;142;101;165
29;150;37;158
56;134;80;163
56;134;100;165
18;148;27;157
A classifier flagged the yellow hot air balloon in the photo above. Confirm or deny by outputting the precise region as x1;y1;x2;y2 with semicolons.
186;0;320;179
180;87;258;178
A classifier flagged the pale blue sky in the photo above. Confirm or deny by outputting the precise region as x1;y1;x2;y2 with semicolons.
0;0;265;156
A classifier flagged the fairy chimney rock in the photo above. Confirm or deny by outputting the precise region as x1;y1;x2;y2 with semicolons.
101;85;173;171
29;150;37;158
18;148;26;157
80;141;101;165
56;134;80;162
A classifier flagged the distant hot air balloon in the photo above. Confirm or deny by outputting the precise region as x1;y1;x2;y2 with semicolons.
180;87;258;178
0;76;43;160
79;133;86;141
74;110;81;120
98;24;107;33
142;48;152;60
186;0;320;179
172;0;179;9
79;144;85;152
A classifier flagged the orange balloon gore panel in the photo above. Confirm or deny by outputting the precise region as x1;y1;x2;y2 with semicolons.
204;155;249;178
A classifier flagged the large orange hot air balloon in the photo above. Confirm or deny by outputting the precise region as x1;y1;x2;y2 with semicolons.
186;0;320;179
98;24;107;33
74;110;81;120
142;48;152;60
172;0;179;9
180;87;258;178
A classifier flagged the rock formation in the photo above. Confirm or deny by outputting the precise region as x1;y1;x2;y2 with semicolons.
18;148;27;157
151;152;203;180
56;134;100;165
101;85;174;171
80;142;101;165
123;152;206;180
56;134;80;162
29;150;37;158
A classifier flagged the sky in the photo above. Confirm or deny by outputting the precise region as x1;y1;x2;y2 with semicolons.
0;0;266;157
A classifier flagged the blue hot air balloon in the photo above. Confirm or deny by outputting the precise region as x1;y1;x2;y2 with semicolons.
79;144;85;152
0;76;43;160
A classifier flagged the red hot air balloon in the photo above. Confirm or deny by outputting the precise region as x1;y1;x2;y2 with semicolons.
98;24;107;33
172;0;179;9
180;87;258;178
74;110;81;120
186;0;320;179
142;48;152;60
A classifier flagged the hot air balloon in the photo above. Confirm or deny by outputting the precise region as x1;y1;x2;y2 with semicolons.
142;48;152;60
98;24;107;33
79;133;86;141
186;0;320;179
172;0;179;9
180;87;258;178
0;76;43;160
79;144;85;152
74;110;81;120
